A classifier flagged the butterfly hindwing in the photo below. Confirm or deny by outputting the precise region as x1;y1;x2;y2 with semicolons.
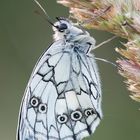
17;19;102;140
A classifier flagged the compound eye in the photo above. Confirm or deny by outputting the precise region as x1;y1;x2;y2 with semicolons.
58;23;68;32
71;110;82;121
84;108;95;117
38;103;47;113
30;97;39;107
57;114;68;124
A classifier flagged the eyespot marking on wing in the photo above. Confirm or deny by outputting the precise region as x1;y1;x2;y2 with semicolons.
57;114;68;124
70;110;83;121
84;108;95;117
30;96;40;107
38;103;47;114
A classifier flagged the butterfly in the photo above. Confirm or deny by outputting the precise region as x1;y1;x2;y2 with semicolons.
17;16;102;140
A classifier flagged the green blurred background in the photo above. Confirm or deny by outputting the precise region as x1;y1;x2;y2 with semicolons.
0;0;140;140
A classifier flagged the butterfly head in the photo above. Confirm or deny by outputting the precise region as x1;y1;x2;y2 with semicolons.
53;17;87;41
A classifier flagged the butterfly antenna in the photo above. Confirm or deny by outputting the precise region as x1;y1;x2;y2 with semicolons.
33;0;56;27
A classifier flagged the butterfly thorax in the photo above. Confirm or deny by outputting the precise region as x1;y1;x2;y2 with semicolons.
53;18;96;53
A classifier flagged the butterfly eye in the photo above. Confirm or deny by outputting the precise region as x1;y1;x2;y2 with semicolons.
71;110;82;121
57;114;68;124
30;97;39;107
38;103;47;113
84;108;95;117
58;23;68;32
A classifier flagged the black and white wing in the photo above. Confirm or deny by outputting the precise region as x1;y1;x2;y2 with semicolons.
17;40;102;140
